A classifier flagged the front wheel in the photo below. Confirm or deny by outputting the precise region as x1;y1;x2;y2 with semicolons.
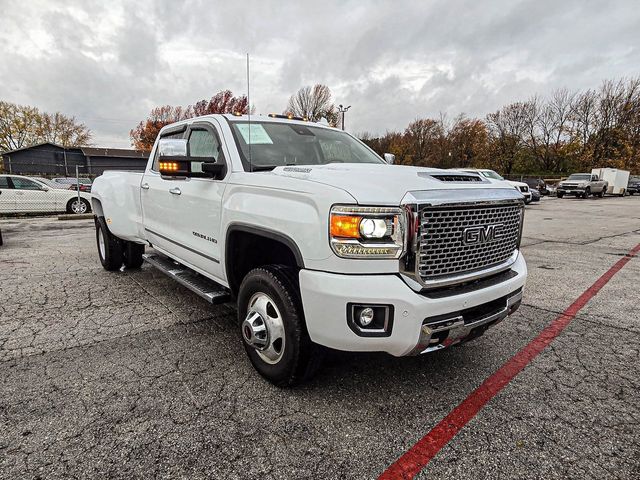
67;197;91;214
557;192;564;198
582;188;590;199
237;265;324;386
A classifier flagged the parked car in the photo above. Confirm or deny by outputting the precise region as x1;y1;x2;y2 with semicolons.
30;177;67;189
530;188;541;202
0;175;92;214
459;169;533;204
522;178;549;195
0;227;3;246
91;113;527;386
557;173;608;198
52;177;93;192
627;177;640;195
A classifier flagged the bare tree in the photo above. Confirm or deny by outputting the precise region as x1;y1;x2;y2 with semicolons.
486;102;530;174
0;101;91;152
286;85;339;125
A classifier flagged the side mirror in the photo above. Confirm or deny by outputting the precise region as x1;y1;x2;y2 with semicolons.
158;138;188;157
158;138;224;179
201;162;224;176
384;153;396;165
40;186;49;191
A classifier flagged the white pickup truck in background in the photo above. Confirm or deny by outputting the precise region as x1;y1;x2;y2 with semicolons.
91;114;527;386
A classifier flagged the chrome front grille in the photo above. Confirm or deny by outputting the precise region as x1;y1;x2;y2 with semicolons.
417;203;522;281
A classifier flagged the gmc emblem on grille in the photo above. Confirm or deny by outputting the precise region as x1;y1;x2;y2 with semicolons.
463;224;505;245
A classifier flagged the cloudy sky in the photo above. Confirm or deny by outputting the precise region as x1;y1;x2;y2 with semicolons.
1;0;639;148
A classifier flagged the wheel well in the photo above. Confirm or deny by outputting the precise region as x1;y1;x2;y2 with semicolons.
92;199;104;217
226;228;303;295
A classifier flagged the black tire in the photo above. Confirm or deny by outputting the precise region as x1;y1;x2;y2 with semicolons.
0;228;3;246
123;242;145;269
557;192;564;198
95;216;123;271
66;197;91;214
237;265;324;387
582;188;590;199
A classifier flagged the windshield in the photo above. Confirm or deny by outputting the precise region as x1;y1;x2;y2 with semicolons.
480;170;504;180
567;174;591;181
229;121;384;171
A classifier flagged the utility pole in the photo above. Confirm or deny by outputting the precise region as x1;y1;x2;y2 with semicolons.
337;104;351;131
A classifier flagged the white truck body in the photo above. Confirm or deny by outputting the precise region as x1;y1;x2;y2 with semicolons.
90;114;527;384
591;168;630;196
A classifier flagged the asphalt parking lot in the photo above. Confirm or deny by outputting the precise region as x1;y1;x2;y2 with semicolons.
1;196;639;479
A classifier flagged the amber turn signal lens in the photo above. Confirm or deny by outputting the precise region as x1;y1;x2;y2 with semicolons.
330;215;362;238
159;162;180;172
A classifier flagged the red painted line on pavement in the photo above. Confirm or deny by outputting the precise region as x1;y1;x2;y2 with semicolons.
380;243;640;480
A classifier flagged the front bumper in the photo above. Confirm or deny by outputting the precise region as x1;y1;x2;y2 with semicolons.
299;253;527;356
557;186;585;195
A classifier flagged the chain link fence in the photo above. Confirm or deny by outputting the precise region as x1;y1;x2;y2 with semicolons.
0;161;143;217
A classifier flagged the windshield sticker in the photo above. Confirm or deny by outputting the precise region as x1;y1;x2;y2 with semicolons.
237;124;273;144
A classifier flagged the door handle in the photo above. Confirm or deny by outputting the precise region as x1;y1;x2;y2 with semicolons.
169;187;181;195
141;183;149;190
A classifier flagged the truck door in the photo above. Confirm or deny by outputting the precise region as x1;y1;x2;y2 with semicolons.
167;121;227;279
141;121;227;282
140;125;188;260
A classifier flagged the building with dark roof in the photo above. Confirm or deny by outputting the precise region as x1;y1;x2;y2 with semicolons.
0;142;149;176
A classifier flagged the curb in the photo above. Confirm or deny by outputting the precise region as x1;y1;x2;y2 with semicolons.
57;214;94;221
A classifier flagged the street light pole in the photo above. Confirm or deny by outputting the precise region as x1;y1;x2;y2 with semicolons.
337;104;351;131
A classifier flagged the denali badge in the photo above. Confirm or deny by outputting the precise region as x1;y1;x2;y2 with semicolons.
463;224;504;245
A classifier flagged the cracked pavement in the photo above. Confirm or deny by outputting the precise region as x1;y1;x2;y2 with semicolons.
1;195;639;479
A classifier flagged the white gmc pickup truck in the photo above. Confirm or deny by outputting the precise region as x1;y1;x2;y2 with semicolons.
91;114;527;386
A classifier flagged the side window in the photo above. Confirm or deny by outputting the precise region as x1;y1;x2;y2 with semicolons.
189;129;221;160
0;177;10;189
152;131;184;171
12;178;42;190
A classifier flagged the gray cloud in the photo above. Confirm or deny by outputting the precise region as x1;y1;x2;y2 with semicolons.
1;0;638;147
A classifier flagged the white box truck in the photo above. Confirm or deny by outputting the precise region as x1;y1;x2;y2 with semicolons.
591;168;630;196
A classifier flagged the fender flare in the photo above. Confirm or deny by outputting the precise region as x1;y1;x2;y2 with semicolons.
225;223;305;270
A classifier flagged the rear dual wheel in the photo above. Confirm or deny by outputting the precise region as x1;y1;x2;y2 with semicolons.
95;216;144;271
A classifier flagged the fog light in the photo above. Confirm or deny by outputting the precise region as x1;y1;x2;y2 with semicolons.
347;304;394;337
359;307;375;326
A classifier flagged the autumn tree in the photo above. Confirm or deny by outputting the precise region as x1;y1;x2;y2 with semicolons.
403;118;443;166
447;116;490;168
0;101;91;152
286;85;339;126
130;90;249;151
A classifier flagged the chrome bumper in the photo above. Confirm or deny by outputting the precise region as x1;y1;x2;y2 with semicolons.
411;289;523;355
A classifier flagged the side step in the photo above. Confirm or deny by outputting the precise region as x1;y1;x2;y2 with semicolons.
143;253;231;305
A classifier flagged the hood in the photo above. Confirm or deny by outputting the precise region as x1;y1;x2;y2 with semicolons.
266;163;515;205
506;180;528;188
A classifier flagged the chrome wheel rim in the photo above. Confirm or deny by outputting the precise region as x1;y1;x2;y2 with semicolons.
72;200;87;214
98;228;106;260
242;292;285;365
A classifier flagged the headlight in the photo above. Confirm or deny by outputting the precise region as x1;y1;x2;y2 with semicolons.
330;205;406;259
